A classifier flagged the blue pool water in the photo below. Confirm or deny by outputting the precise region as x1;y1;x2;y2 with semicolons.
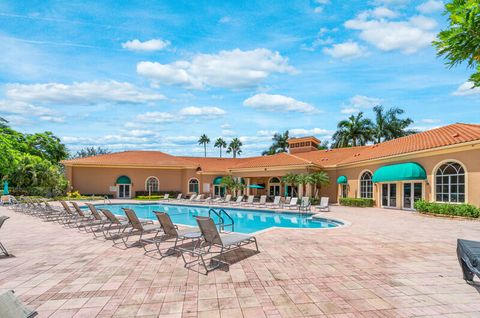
90;203;342;234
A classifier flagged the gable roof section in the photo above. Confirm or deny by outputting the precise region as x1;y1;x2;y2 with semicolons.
61;150;197;167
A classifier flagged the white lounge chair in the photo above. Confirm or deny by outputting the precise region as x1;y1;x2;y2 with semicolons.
266;196;281;209
316;197;330;212
231;195;244;206
285;197;298;210
188;194;198;201
299;197;311;212
253;195;267;207
162;193;170;201
242;195;254;206
220;194;232;205
174;193;182;200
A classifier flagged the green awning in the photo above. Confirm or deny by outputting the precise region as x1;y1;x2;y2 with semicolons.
213;176;223;185
372;162;426;183
116;175;131;184
337;175;347;184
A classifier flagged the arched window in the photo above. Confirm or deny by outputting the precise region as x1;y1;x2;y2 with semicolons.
189;178;199;193
360;171;373;199
145;177;159;192
435;162;465;203
269;177;281;184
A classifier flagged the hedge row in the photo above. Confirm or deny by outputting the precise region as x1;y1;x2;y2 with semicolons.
339;198;375;207
414;200;480;218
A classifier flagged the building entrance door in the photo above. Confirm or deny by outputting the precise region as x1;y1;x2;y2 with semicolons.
381;183;397;208
118;184;131;198
403;182;422;210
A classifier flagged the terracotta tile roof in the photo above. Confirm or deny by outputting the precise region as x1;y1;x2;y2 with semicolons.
229;152;316;169
296;123;480;166
178;157;246;173
61;150;197;167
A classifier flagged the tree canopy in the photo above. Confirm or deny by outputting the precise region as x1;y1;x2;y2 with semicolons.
0;122;68;196
434;0;480;87
262;131;290;155
227;138;243;158
72;147;111;159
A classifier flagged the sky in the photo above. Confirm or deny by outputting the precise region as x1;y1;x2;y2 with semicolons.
1;0;479;157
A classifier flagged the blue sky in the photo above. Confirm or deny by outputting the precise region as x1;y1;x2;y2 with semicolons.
1;0;479;157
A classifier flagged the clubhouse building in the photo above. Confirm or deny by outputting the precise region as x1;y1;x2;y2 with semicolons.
61;123;480;209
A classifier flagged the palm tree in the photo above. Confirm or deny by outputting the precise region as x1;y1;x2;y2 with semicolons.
198;134;210;158
262;131;289;155
332;112;373;148
282;173;301;197
214;138;227;158
0;117;8;129
310;171;330;198
227;138;242;158
372;106;414;144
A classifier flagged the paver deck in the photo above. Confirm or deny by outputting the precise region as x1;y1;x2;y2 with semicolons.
0;202;479;317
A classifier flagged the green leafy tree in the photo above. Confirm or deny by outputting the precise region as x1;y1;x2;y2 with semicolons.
262;131;290;155
282;173;301;197
220;175;244;195
73;147;111;159
26;132;69;163
433;0;480;87
310;171;330;198
227;138;242;158
372;106;415;143
214;138;227;158
198;134;210;158
0;117;8;129
332;112;374;148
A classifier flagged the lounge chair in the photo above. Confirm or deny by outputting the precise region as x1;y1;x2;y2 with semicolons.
59;201;81;227
162;193;170;201
174;193;183;200
70;201;96;230
266;196;281;209
219;194;232;205
242;195;255;207
185;216;259;274
253;195;267;207
193;194;204;202
118;208;160;248
231;195;244;206
299;197;311;212
98;208;131;240
0;216;10;256
0;290;37;318
143;211;200;257
316;197;330;212
285;197;299;210
187;194;198;202
84;203;110;236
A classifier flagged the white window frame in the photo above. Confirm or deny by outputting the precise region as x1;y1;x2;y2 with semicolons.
359;170;373;199
433;160;467;204
188;178;199;193
145;176;159;192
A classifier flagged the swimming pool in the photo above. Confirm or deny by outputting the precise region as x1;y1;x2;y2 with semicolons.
90;203;343;234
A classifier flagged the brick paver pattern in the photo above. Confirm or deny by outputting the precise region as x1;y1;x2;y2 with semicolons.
0;203;479;317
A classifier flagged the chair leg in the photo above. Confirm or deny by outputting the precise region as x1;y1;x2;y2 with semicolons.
0;241;9;256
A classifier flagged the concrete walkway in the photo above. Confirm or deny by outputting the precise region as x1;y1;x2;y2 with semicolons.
0;203;479;317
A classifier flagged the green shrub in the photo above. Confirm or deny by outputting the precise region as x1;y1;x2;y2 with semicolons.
414;200;480;218
339;197;375;207
135;195;164;200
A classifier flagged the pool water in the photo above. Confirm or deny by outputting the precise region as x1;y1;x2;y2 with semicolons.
91;203;342;234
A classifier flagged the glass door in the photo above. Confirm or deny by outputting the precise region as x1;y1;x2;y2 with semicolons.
382;183;397;208
403;182;422;210
341;184;348;198
118;184;131;198
269;185;280;196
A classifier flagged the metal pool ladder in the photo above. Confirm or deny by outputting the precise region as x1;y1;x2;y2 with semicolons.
103;195;112;205
208;208;234;232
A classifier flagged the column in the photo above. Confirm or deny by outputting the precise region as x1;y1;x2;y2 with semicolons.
305;184;313;197
298;184;304;198
246;178;251;196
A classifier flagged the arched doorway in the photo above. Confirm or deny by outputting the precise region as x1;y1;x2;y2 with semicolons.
268;177;281;196
213;176;226;197
116;175;131;198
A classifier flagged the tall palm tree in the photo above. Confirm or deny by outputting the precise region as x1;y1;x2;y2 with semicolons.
262;131;289;155
372;106;414;143
282;173;301;197
198;134;210;158
332;112;373;148
214;137;227;158
310;171;330;198
227;138;242;158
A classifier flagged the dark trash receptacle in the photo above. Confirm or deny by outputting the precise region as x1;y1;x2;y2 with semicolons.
457;239;480;282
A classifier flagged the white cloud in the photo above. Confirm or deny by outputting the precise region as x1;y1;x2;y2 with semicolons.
417;0;443;14
243;93;316;113
129;129;156;137
453;81;480;96
313;0;330;14
220;123;231;129
178;106;226;117
136;112;177;123
323;41;367;59
121;39;170;51
373;0;411;5
39;116;65;123
136;48;296;89
136;106;226;123
0;100;64;123
345;11;437;53
5;81;166;105
371;7;398;18
257;130;278;136
221;129;236;136
340;95;383;114
421;118;440;123
289;128;332;136
219;16;232;24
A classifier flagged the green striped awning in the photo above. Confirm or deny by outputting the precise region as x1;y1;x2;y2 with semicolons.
116;175;131;184
337;175;348;184
372;162;426;183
